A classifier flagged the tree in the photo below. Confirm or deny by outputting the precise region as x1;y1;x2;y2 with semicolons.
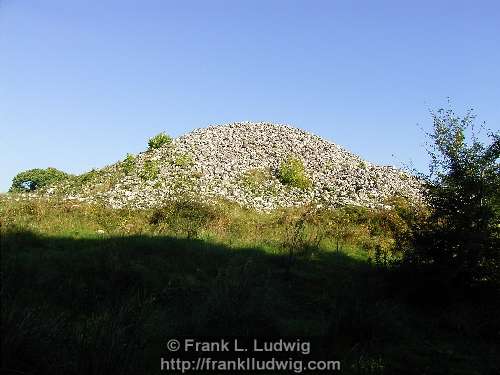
406;107;499;287
9;168;70;192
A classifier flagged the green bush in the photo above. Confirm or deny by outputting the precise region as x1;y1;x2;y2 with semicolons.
148;132;172;150
277;156;312;189
140;160;159;180
403;107;500;288
9;167;70;192
122;154;136;175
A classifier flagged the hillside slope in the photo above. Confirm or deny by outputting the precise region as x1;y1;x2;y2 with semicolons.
45;122;422;210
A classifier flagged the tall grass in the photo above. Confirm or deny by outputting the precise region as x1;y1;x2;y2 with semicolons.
1;195;498;374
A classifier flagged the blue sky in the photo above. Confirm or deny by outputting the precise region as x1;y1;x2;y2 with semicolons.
1;0;499;192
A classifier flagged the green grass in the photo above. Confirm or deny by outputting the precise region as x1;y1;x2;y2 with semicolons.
1;196;499;374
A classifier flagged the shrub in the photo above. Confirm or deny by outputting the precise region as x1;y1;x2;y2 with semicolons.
403;106;500;289
277;156;312;189
147;132;172;150
122;153;136;174
140;160;159;180
9;167;70;192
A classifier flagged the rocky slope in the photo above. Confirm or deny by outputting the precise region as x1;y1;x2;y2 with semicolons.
45;122;423;210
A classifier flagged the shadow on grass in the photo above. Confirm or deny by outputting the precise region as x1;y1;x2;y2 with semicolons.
1;230;499;375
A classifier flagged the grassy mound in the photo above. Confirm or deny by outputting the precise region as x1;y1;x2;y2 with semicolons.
1;196;498;374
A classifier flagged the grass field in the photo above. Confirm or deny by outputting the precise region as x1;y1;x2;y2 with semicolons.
1;195;499;374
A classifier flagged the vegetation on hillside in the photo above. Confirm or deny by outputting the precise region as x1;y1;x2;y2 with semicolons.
140;160;160;180
9;167;71;192
400;107;500;292
2;106;499;374
148;132;173;150
121;153;136;174
277;155;312;189
1;194;498;374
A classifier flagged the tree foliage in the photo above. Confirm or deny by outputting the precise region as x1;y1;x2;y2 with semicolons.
9;168;70;192
406;107;500;287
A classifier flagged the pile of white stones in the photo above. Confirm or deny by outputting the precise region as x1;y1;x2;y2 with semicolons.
48;122;423;210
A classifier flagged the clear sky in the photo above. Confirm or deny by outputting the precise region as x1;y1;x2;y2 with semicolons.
1;0;499;192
